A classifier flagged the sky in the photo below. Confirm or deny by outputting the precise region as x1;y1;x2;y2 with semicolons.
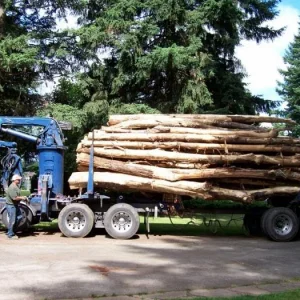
236;0;300;103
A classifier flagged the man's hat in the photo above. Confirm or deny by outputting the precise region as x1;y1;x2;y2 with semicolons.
11;174;22;181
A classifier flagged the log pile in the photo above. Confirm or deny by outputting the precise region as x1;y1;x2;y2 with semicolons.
69;114;300;203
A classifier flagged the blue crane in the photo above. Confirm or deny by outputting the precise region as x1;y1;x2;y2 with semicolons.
0;116;147;239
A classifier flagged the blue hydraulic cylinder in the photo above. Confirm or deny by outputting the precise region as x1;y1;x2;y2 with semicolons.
38;147;64;196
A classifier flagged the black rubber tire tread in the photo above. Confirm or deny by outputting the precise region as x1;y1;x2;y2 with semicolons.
262;207;299;242
104;203;140;239
260;208;273;236
2;204;33;232
58;203;94;238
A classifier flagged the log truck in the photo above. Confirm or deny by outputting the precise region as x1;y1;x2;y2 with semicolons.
0;116;299;242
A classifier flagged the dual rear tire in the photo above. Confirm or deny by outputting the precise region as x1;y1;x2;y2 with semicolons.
58;203;140;239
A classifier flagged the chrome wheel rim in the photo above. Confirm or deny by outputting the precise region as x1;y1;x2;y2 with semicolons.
111;211;132;233
65;210;86;232
274;214;293;236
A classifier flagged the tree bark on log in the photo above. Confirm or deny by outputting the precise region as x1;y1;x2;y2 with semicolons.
87;131;299;145
110;118;270;130
100;126;279;137
77;152;299;181
108;114;295;126
78;147;300;167
69;171;210;197
78;140;300;153
151;126;279;138
68;172;300;203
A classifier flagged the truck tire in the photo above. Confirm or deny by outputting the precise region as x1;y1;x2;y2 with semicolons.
58;203;94;238
261;207;299;242
104;203;140;239
2;204;33;232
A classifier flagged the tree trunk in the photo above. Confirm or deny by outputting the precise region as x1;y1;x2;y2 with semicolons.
110;118;270;130
68;171;211;198
108;114;295;126
77;152;296;181
78;140;300;153
78;147;300;167
151;126;279;138
68;171;300;203
101;125;278;136
87;131;299;145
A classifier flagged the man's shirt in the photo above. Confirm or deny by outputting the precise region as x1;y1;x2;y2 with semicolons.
6;183;20;205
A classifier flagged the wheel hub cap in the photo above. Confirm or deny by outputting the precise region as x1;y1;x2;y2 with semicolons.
274;214;293;236
66;211;86;232
112;211;132;232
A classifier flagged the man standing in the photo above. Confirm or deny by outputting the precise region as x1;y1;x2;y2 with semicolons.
6;174;27;239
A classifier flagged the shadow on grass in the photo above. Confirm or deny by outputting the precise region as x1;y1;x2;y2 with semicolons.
139;213;250;238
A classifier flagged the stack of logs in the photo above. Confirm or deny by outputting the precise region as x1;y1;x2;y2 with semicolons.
69;114;300;203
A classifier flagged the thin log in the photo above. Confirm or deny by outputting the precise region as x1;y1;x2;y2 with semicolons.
249;187;300;200
110;118;267;130
151;126;279;138
78;140;300;153
78;147;300;167
100;126;278;136
156;162;211;169
108;114;295;126
87;131;300;145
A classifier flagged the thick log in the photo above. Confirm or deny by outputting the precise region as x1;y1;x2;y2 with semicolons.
68;171;300;203
68;171;210;198
77;153;298;181
87;131;300;145
78;147;300;167
108;114;295;126
68;171;252;202
78;140;300;153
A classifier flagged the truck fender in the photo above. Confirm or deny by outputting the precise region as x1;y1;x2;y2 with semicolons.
0;202;37;218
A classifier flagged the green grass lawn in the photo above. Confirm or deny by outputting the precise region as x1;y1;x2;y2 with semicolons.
139;213;247;237
0;213;248;237
180;288;300;300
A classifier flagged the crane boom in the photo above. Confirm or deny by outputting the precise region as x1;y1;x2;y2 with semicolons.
0;116;69;196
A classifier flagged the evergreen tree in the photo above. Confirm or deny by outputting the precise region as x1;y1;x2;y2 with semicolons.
278;22;300;135
68;0;282;114
0;0;83;116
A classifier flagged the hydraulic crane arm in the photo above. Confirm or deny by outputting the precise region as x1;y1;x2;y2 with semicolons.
0;117;70;148
0;116;71;197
